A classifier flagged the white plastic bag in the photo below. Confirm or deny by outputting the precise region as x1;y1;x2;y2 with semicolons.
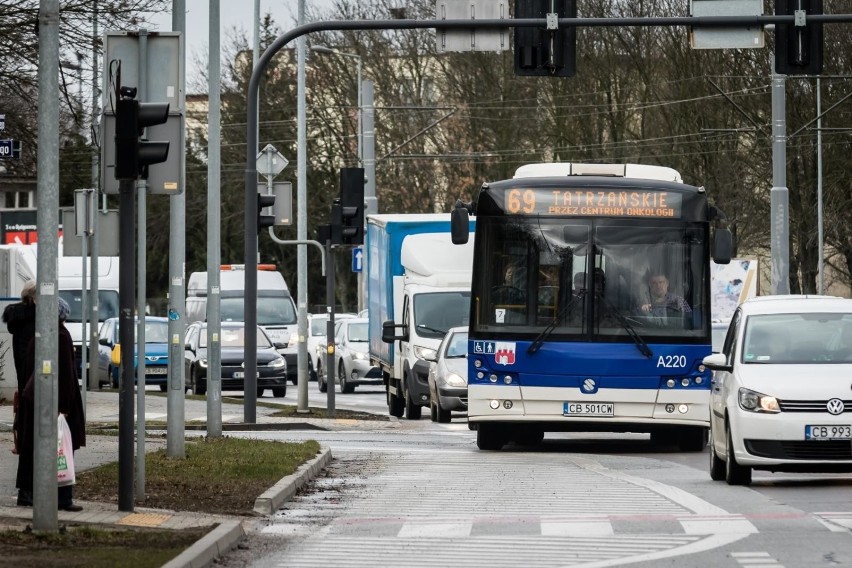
57;414;76;486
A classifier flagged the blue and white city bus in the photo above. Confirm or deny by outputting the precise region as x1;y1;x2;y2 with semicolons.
450;163;732;451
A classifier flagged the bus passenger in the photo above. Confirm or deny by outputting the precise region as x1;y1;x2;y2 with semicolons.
572;272;586;296
639;272;691;315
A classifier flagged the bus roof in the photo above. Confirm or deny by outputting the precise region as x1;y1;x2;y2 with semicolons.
513;163;683;184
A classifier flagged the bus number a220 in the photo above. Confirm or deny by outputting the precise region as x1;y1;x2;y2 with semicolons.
657;355;686;368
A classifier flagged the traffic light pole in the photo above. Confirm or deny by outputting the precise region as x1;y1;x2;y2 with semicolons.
325;240;335;417
118;177;136;512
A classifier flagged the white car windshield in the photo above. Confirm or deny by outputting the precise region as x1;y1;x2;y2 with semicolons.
743;313;852;364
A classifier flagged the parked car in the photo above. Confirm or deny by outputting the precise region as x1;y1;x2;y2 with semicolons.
95;316;169;390
183;321;287;398
703;295;852;486
307;312;355;382
426;326;468;423
320;317;381;394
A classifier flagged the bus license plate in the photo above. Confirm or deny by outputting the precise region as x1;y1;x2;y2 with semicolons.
564;402;614;417
233;371;244;379
805;425;852;440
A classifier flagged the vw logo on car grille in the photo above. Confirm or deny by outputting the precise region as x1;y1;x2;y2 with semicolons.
826;398;845;415
581;378;598;394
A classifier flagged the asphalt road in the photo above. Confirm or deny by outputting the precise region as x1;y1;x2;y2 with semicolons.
211;391;852;568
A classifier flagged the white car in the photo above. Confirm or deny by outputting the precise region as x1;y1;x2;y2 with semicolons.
307;312;355;382
324;317;382;394
703;295;852;486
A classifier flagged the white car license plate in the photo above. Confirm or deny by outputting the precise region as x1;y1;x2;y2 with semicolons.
233;371;244;379
805;425;852;440
563;402;614;417
147;367;167;375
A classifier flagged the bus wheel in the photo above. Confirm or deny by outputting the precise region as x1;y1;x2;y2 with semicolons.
678;427;708;452
477;424;506;451
514;427;544;447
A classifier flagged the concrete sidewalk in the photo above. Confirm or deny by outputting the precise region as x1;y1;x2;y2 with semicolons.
0;390;344;567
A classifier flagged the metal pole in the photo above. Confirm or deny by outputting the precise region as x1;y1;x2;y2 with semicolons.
816;77;824;295
355;61;364;313
771;72;789;295
325;241;335;416
80;230;87;413
88;0;100;395
207;0;223;438
296;0;309;413
33;0;60;531
253;0;260;66
135;28;149;501
167;0;186;457
118;177;136;512
360;80;376;313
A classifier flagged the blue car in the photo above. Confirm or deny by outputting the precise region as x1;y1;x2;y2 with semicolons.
96;316;170;390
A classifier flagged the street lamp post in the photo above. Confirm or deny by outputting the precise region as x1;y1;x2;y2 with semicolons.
311;46;363;166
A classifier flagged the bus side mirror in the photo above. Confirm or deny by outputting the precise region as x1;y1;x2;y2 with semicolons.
451;204;469;245
712;228;732;265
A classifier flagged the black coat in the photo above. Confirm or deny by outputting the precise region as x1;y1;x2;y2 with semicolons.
2;301;36;391
16;322;86;492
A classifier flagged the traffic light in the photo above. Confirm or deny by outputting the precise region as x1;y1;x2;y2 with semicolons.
257;192;277;231
339;167;365;245
775;0;823;75
114;86;170;180
514;0;577;77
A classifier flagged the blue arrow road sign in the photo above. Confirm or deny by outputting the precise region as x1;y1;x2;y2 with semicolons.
352;246;363;273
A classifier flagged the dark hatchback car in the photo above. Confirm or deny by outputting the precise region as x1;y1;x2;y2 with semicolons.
183;321;287;398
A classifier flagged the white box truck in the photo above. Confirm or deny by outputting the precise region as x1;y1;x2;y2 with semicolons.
186;264;299;384
368;214;475;419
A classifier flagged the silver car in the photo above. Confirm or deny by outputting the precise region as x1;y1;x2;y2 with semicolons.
427;326;468;423
325;317;382;394
308;312;355;382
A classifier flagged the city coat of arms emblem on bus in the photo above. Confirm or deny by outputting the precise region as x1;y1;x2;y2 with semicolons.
494;342;516;365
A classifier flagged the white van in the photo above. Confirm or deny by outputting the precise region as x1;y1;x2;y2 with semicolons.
186;264;299;384
57;256;121;376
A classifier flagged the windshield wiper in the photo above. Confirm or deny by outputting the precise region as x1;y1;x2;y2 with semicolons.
417;324;447;335
527;292;584;355
598;294;654;359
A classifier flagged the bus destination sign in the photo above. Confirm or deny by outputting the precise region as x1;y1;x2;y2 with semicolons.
504;188;683;219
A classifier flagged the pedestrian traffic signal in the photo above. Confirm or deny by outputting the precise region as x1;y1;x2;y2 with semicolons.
257;192;277;231
514;0;577;77
339;168;364;245
775;0;823;75
114;86;170;180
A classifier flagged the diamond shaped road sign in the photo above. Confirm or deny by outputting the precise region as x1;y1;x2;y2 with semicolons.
256;144;288;179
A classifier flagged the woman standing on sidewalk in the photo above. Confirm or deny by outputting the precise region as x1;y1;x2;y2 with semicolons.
3;280;36;504
16;296;86;511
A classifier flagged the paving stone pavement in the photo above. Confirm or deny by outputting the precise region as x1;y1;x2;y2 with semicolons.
0;390;347;567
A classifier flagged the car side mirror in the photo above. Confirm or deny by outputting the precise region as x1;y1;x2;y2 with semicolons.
99;337;110;346
702;353;732;373
185;343;192;351
273;342;286;350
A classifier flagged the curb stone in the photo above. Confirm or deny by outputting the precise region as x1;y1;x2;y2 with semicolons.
161;520;245;568
253;447;333;515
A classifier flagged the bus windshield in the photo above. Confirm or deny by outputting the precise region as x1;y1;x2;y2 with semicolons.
473;217;707;344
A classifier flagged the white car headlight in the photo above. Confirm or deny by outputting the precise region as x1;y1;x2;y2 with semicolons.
443;373;466;388
351;351;367;360
267;357;286;369
199;358;208;369
738;387;780;413
413;345;437;361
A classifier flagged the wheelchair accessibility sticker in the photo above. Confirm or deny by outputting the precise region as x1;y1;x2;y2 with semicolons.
473;341;517;365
